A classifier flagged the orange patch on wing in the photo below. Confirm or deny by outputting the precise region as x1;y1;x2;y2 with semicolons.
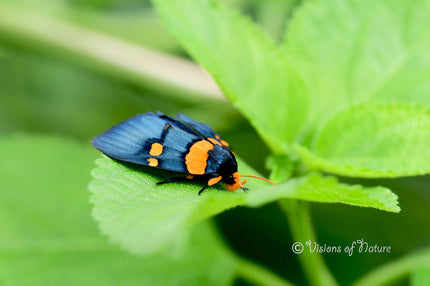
149;143;163;156
185;140;214;174
186;175;194;179
214;135;229;146
208;176;222;186
208;138;222;146
147;158;158;167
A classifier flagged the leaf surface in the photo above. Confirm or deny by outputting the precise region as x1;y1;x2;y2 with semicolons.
89;154;399;256
286;0;430;131
296;103;430;178
245;172;400;212
0;135;236;286
412;268;430;286
153;0;309;153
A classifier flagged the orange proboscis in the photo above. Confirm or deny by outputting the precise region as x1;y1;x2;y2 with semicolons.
238;174;276;185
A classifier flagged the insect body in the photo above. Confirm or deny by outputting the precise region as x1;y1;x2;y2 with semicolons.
91;112;274;195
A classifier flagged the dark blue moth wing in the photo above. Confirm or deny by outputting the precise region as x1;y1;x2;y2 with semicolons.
176;113;229;147
91;112;203;173
156;111;200;137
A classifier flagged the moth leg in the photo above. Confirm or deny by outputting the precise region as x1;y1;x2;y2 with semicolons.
198;185;209;195
199;175;223;195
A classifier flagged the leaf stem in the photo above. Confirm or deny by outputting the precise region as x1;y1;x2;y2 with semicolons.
0;2;223;101
279;200;337;286
351;248;430;286
235;256;295;286
207;220;294;286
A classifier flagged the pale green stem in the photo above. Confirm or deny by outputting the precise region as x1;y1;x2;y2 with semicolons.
352;248;430;286
207;220;294;286
279;200;338;286
0;2;223;101
235;256;295;286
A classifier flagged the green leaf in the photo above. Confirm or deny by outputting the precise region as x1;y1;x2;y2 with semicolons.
286;0;430;130
412;268;430;286
245;172;400;212
152;0;309;153
296;102;430;178
89;154;399;256
352;248;430;286
89;154;261;255
411;266;430;286
0;135;236;286
266;154;294;182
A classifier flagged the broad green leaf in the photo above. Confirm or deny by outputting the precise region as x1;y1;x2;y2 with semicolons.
0;135;236;286
412;268;430;286
152;0;309;153
89;154;259;255
266;154;295;182
286;0;430;131
352;248;430;286
296;102;430;178
245;172;400;212
89;154;399;256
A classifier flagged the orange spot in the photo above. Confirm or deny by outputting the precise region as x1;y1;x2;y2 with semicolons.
147;158;158;167
225;172;247;191
208;138;222;146
149;143;163;156
164;123;170;131
185;140;214;174
208;176;222;186
186;175;194;179
214;134;229;146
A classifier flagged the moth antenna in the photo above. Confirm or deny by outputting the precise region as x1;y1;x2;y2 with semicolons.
239;174;276;185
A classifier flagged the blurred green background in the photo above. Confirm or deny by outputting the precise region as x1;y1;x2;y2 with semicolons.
1;0;429;285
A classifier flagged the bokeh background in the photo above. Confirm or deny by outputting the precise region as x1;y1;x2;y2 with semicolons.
1;0;429;285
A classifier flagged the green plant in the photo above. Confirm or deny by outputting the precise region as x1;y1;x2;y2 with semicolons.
87;0;430;285
1;0;430;285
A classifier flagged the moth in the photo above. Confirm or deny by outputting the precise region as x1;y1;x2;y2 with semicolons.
91;112;274;194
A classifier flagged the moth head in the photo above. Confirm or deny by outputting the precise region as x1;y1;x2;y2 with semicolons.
224;172;276;191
